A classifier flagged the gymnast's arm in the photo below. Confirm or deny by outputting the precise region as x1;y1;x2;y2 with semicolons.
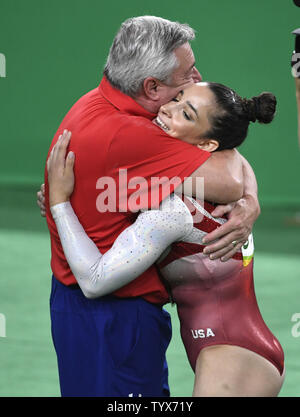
50;197;193;299
47;132;193;299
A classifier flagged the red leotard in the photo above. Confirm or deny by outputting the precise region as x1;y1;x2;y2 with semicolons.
158;197;284;375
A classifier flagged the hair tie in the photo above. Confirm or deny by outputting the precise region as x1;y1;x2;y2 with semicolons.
252;97;260;122
243;98;258;123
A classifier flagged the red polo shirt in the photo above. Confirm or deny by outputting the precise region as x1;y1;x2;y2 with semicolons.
44;76;211;305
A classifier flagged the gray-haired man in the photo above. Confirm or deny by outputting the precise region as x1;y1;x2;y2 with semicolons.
40;16;260;397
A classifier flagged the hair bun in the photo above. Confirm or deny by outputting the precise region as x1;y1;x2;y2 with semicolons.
243;92;277;124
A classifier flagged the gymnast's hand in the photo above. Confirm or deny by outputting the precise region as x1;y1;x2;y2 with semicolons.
47;130;75;207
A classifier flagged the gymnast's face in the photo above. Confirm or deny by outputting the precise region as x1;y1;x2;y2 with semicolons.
153;83;220;152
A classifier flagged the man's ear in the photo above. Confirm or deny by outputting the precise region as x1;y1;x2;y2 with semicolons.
143;77;161;100
196;139;219;152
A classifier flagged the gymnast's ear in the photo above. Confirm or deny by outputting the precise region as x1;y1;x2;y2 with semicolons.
196;139;219;152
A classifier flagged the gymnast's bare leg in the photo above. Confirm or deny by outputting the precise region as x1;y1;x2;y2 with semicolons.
193;345;285;397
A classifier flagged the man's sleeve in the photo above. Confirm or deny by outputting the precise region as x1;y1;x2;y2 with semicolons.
106;117;211;211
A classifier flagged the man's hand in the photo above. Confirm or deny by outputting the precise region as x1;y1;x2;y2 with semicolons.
202;194;260;261
37;183;46;217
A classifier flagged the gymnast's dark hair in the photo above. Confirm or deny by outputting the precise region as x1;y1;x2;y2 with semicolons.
203;83;277;151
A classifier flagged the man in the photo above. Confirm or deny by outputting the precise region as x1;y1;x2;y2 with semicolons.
40;16;260;397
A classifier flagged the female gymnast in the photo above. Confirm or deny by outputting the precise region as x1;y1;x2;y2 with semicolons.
47;82;285;397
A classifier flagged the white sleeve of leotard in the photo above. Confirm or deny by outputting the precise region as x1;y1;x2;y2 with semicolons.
50;194;193;299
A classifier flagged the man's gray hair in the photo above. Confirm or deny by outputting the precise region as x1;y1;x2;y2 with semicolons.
104;16;195;97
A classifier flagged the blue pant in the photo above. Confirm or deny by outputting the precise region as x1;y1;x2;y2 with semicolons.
50;276;172;397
